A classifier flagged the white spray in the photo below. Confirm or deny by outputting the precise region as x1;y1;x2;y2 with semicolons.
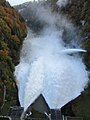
56;0;69;7
14;1;88;111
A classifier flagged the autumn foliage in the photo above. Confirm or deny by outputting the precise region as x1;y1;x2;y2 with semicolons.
0;0;27;114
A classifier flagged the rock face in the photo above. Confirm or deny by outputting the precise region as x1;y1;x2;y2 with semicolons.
0;0;27;115
60;0;90;70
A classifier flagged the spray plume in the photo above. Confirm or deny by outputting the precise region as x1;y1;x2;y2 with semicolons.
14;1;88;111
56;0;69;7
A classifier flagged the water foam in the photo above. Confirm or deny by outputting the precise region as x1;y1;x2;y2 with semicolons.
14;29;88;111
14;2;88;112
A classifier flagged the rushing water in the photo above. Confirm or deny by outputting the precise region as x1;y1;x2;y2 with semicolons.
14;2;88;112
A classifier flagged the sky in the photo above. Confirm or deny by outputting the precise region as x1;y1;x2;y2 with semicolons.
7;0;35;6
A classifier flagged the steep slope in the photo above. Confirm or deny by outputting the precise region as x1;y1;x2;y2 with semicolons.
60;0;90;69
0;0;27;115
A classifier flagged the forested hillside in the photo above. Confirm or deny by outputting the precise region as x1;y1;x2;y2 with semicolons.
0;0;27;114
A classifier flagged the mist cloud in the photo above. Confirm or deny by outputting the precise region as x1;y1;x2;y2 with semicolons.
15;1;88;112
56;0;69;7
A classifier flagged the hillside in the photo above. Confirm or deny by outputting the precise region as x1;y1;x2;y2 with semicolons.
0;0;27;115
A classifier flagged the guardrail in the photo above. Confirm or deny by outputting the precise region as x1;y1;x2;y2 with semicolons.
62;116;83;120
26;118;48;120
0;116;12;120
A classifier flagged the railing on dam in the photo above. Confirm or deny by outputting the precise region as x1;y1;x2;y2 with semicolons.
25;116;83;120
62;116;83;120
0;106;84;120
26;118;48;120
26;117;83;120
0;116;83;120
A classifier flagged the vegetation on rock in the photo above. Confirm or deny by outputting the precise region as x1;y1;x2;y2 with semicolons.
0;0;27;115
